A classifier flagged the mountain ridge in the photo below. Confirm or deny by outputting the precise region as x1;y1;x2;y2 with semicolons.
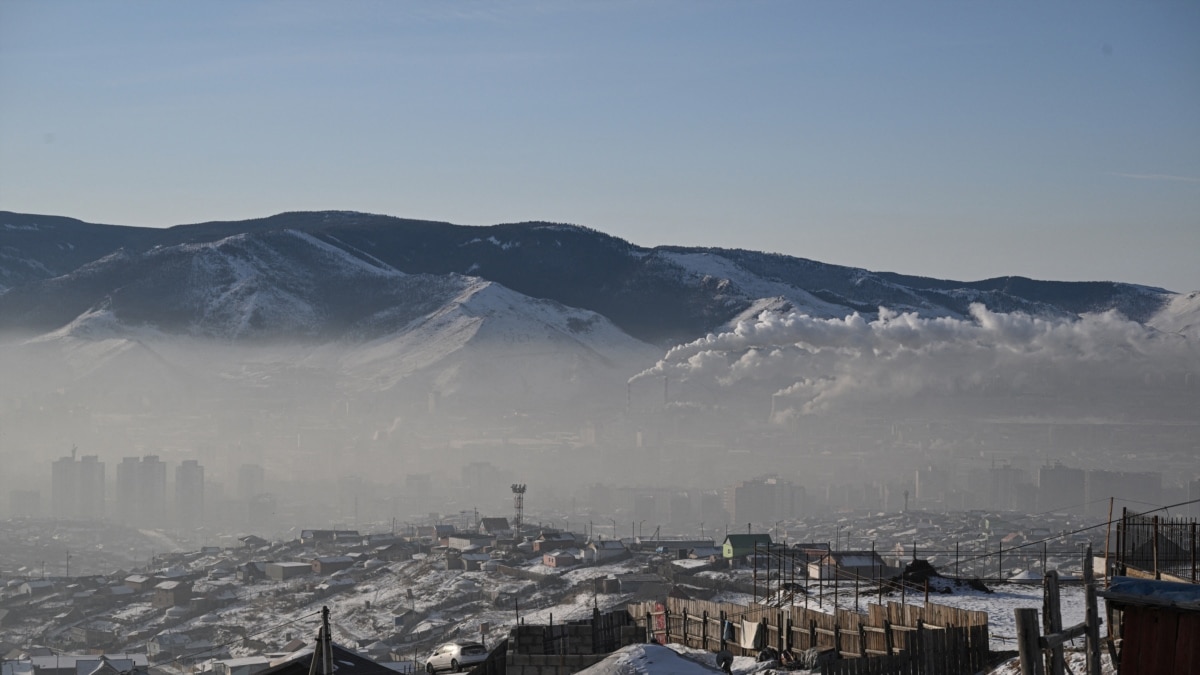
0;210;1181;346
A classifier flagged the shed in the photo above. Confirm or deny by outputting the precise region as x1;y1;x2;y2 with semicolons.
1100;575;1200;675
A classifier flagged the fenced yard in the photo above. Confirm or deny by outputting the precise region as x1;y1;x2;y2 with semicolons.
628;596;990;675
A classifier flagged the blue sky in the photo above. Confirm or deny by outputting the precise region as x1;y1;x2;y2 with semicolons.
2;1;1197;291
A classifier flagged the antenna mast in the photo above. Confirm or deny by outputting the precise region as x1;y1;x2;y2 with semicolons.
511;484;527;531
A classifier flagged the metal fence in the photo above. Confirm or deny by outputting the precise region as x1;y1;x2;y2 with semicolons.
1113;509;1198;582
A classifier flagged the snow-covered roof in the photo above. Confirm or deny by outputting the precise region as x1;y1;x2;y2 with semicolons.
590;540;626;550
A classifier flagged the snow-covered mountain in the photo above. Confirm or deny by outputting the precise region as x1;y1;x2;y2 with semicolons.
0;210;1181;344
1147;290;1200;339
0;210;1190;415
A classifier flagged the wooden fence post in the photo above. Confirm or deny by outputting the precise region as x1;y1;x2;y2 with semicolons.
785;614;792;654
701;610;708;651
1083;546;1101;675
1043;571;1065;675
883;619;894;657
1015;607;1044;675
915;620;926;674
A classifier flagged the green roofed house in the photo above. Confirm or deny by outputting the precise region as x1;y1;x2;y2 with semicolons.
722;533;772;559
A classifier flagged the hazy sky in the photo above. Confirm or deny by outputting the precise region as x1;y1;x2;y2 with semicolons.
2;1;1197;291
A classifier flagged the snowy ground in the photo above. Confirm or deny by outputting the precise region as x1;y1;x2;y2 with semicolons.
4;539;1102;675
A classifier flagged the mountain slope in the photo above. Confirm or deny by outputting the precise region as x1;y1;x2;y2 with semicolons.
0;210;1179;345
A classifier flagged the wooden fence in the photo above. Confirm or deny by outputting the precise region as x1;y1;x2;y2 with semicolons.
627;597;988;675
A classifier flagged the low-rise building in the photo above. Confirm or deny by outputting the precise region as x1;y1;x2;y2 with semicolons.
583;539;627;563
210;656;272;675
152;580;192;609
722;534;772;559
542;550;578;568
265;562;312;581
533;531;576;554
311;556;355;575
807;550;892;581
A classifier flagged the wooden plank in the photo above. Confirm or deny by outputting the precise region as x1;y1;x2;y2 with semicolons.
1144;606;1176;675
1040;622;1087;650
1177;612;1200;675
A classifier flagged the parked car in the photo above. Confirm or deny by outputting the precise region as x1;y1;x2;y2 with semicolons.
424;642;488;673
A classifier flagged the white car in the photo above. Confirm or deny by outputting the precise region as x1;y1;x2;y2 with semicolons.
424;642;488;673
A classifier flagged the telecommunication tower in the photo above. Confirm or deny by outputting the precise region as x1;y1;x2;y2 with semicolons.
511;483;526;530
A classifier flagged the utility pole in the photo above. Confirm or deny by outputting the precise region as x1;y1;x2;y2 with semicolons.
308;606;333;675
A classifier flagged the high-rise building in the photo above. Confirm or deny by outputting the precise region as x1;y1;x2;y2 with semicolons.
1038;463;1085;514
50;451;104;519
114;455;168;528
115;457;140;523
236;463;265;502
1085;470;1162;519
699;491;728;528
77;455;105;517
728;475;803;526
51;455;78;518
175;460;204;530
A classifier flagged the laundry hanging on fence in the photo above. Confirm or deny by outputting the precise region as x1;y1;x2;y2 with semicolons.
740;619;765;650
722;620;735;642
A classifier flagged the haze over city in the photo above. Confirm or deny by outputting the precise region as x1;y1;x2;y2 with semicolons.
1;3;1198;675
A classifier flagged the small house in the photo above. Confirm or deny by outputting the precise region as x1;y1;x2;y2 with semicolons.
542;550;577;568
446;534;493;551
210;656;272;675
310;556;355;575
533;531;576;554
152;580;192;609
807;550;891;581
721;534;772;559
479;517;512;537
460;553;492;571
238;535;269;549
583;539;627;563
18;580;56;596
265;562;311;581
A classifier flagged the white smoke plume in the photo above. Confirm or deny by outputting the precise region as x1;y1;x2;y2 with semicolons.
630;304;1199;419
